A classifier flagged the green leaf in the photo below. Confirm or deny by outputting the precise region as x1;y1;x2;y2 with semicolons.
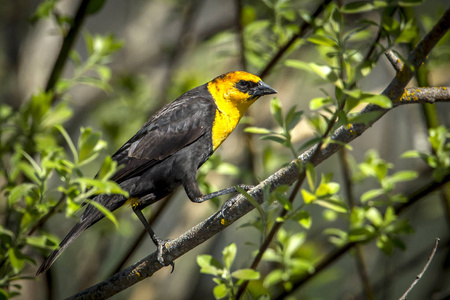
97;156;117;180
231;269;260;280
361;188;385;202
270;98;283;127
401;150;421;158
315;199;348;213
197;255;223;275
301;189;316;204
366;207;383;227
348;110;384;125
396;20;419;44
244;127;272;134
309;97;333;110
307;34;337;47
360;94;392;109
286;232;306;257
78;127;106;165
315;182;340;198
263;269;284;287
296;210;312;229
75;178;128;196
260;134;287;144
389;170;418;183
55;125;79;163
376;234;394;254
29;0;57;23
398;0;424;7
348;226;376;242
222;243;236;270
341;2;375;13
8;248;25;273
285;108;303;132
77;76;112;93
305;163;316;191
8;184;35;206
213;283;228;299
96;65;111;81
25;236;58;250
84;199;119;228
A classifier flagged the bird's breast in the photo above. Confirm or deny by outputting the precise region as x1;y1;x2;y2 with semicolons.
211;109;241;151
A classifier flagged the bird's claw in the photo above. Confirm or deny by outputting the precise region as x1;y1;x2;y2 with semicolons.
219;185;254;221
219;197;236;222
155;237;175;273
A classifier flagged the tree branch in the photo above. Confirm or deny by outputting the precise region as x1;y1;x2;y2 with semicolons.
398;238;440;300
385;49;403;72
67;6;450;300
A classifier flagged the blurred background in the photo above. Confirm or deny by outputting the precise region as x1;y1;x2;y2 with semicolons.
1;0;449;299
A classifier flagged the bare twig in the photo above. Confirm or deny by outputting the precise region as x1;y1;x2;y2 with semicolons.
398;238;440;300
385;49;404;72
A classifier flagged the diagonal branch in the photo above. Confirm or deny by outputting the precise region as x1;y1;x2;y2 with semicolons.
398;238;440;300
67;6;450;300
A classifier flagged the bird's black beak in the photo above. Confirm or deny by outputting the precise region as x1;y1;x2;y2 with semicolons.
250;81;277;99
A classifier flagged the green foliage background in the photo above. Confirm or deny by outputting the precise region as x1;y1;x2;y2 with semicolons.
0;0;449;299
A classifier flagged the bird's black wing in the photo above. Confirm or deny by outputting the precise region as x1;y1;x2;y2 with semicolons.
110;95;215;183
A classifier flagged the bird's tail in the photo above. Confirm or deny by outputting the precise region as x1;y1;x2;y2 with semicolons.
36;221;90;275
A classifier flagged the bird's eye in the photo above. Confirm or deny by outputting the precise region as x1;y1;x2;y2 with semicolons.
238;80;249;87
236;80;257;93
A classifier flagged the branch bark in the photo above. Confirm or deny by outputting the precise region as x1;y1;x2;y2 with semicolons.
67;6;450;300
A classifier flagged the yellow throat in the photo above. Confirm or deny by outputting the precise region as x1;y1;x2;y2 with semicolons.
207;71;263;151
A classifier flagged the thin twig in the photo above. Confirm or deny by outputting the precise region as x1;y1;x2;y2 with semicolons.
385;49;404;72
398;238;440;300
45;0;91;96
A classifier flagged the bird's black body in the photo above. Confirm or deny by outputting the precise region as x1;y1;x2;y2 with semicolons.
36;71;277;275
99;83;216;211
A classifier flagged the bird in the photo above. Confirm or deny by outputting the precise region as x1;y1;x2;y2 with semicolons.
36;71;277;275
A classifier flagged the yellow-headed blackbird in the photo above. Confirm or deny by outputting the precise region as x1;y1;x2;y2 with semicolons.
36;71;277;275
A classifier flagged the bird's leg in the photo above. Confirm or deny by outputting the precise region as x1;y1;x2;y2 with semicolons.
191;184;254;204
190;184;254;221
132;206;174;273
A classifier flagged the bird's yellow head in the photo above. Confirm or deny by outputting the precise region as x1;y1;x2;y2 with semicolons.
207;71;277;151
207;71;277;116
